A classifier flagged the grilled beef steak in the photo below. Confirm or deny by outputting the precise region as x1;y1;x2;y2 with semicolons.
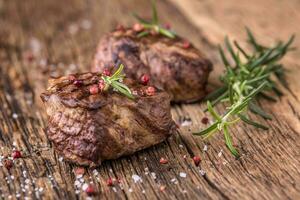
92;28;213;103
41;72;176;166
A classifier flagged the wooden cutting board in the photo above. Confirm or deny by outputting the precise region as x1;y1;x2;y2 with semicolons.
0;0;299;199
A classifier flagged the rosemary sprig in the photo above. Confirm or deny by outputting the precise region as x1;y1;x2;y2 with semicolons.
194;29;295;158
132;0;176;39
102;64;135;99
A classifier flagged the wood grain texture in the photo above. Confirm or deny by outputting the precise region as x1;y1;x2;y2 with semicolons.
0;0;299;199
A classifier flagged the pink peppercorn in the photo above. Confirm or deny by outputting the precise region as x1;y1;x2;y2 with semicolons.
106;178;113;186
68;75;76;82
201;117;209;125
133;23;144;32
116;24;125;32
73;79;83;87
182;40;191;49
89;84;99;95
193;156;201;166
140;74;150;85
159;157;168;164
102;69;111;76
85;184;96;196
146;86;156;96
98;79;106;91
12;150;22;159
164;23;171;29
4;160;13;170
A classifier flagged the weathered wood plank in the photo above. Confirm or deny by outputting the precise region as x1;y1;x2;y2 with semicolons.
0;0;299;199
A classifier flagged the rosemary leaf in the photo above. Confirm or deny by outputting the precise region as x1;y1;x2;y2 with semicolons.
224;126;239;158
238;114;269;130
249;102;272;120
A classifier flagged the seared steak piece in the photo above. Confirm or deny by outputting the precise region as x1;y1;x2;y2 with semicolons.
92;28;213;103
41;72;176;166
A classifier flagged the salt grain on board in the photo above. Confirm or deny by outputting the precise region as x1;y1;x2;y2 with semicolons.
181;119;192;127
203;145;208;151
179;172;187;178
81;19;92;30
82;183;89;191
199;169;206;176
150;172;157;180
132;174;142;183
218;150;223;157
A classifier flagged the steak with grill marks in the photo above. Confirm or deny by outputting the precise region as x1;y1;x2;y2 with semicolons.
41;72;176;166
92;28;213;103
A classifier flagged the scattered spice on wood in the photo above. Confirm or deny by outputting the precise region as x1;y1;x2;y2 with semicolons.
159;157;168;164
106;178;113;186
12;150;22;159
193;156;201;166
85;184;96;196
201;117;209;125
4;160;13;170
159;185;166;192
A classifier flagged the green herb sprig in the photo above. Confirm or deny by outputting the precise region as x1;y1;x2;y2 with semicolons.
193;28;295;158
102;64;135;99
132;0;176;39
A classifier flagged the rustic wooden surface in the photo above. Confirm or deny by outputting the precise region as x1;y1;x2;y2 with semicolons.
0;0;300;199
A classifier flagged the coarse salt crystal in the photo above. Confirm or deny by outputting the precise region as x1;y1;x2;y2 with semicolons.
150;172;157;179
132;174;142;183
199;169;206;176
92;169;98;175
218;150;223;157
81;19;92;30
74;180;81;187
179;172;187;178
69;24;79;35
179;144;184;148
128;188;133;193
82;183;89;191
181;119;192;127
203;145;208;151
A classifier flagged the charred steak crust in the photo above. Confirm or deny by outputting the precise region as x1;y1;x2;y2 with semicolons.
92;28;213;103
41;73;176;166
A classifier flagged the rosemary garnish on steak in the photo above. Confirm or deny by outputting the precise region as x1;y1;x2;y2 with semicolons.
101;64;135;99
132;0;176;39
193;29;295;157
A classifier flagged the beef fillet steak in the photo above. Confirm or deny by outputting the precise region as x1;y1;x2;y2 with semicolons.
92;28;213;103
41;72;176;166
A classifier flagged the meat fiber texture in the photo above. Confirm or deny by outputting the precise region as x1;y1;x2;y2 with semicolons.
92;28;213;103
41;73;176;166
